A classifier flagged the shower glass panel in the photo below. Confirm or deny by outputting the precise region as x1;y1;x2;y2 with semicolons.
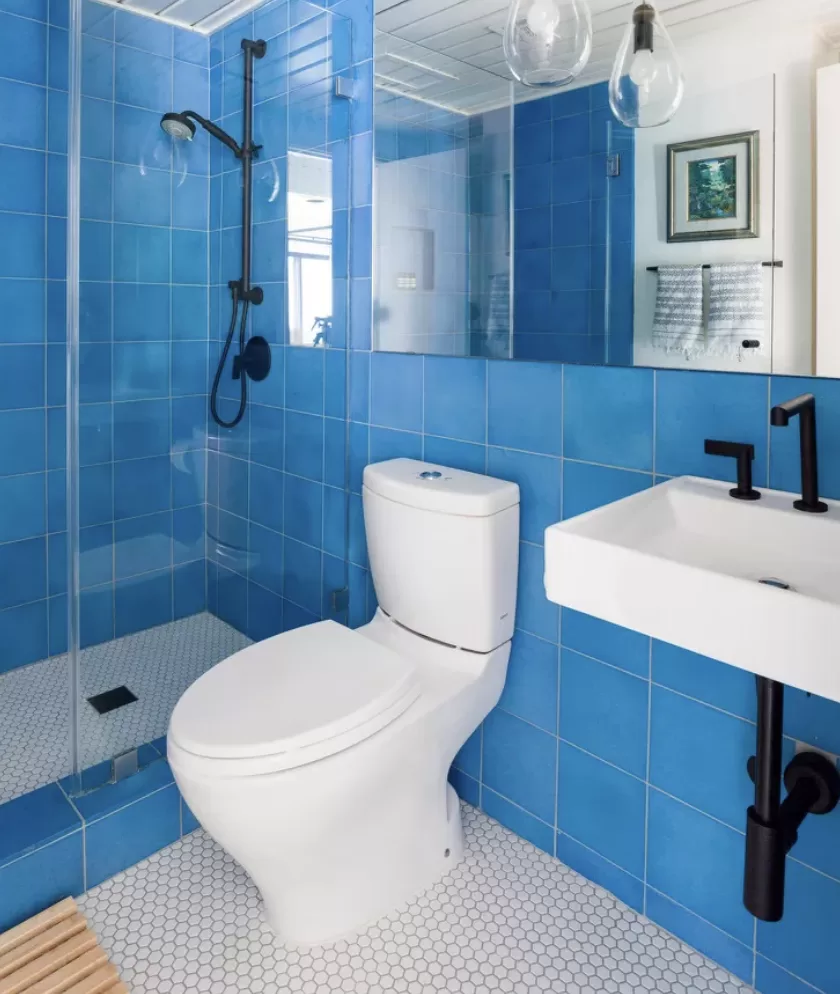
66;0;353;785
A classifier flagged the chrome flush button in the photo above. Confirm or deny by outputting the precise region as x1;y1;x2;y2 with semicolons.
419;471;443;480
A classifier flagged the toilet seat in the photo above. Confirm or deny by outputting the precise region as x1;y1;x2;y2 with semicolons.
168;621;421;776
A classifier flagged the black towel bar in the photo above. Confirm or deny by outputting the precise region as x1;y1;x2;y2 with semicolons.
646;262;783;272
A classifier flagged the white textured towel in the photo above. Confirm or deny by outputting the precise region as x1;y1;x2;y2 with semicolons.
707;263;765;357
652;266;705;357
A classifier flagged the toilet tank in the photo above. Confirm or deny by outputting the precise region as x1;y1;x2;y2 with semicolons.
363;460;520;653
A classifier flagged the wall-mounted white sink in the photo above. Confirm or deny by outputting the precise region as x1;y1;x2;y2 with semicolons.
544;477;840;705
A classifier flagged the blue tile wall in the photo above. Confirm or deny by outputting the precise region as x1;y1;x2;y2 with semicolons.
346;351;840;994
205;0;368;643
513;85;634;365
74;0;210;648
0;0;210;676
0;742;198;933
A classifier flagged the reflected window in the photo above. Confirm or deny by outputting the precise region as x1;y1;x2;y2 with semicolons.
287;151;333;346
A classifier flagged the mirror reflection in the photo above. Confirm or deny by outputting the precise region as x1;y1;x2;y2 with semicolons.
287;151;334;347
372;0;834;377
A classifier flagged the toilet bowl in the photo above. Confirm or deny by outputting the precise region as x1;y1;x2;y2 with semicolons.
168;459;520;947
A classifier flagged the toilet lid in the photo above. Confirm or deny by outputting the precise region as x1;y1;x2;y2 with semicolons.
169;621;420;763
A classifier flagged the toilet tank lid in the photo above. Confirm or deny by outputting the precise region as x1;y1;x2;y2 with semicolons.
364;460;520;518
169;621;420;761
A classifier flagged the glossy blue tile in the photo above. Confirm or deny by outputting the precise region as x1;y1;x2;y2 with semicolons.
113;342;169;400
175;560;205;618
85;782;181;888
115;7;172;56
0;148;46;215
0;831;83;933
0;473;46;543
757;858;840;994
0;409;46;476
560;648;648;776
488;361;562;456
647;789;753;944
453;727;481;779
79;524;112;589
370;352;423;432
114;224;170;284
755;958;821;994
556;831;643;912
113;164;171;227
487;447;560;545
113;455;170;518
285;410;324;482
285;347;324;414
562;460;651;520
115;45;171;110
0;783;80;866
250;404;284;471
560;608;649;677
448;768;479;807
424;437;486;476
283;536;321;615
483;789;554;856
656;370;770;484
115;511;172;579
645;889;755;984
284;473;322;547
498;631;558;734
114;567;172;636
650;686;754;829
0;536;46;610
557;742;646;876
784;687;840;758
249;462;284;533
113;398;170;459
0;11;47;85
516;541;558;642
369;426;421;463
0;598;48;672
483;708;556;824
651;640;756;722
0;213;45;279
515;164;551;210
423;356;486;444
564;365;653;470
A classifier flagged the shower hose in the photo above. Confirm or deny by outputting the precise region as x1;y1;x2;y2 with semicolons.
210;286;250;430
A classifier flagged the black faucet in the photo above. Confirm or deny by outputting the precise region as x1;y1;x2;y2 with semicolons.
704;440;760;500
769;393;828;513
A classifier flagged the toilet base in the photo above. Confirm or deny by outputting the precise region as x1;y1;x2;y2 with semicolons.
262;783;465;948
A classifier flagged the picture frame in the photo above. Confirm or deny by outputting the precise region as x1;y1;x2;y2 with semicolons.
667;131;759;243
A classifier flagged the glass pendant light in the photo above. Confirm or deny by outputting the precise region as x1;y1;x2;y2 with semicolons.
609;2;684;128
503;0;593;89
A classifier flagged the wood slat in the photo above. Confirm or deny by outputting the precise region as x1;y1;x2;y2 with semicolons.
0;901;127;994
0;918;88;982
24;950;109;994
0;904;78;962
59;966;120;994
0;934;99;994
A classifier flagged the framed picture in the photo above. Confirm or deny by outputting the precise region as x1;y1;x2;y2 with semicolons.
667;131;759;242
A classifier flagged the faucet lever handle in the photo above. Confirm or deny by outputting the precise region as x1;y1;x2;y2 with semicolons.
704;439;761;501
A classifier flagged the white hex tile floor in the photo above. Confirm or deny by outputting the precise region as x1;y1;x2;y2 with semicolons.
0;614;250;804
79;805;753;994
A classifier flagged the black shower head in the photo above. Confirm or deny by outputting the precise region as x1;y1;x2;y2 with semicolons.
160;111;196;141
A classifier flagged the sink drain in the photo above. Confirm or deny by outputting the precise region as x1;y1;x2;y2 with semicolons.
759;577;793;591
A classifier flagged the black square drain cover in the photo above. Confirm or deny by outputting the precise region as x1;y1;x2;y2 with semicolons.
88;686;138;715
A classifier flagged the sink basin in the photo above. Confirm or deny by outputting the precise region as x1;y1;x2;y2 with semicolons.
544;476;840;704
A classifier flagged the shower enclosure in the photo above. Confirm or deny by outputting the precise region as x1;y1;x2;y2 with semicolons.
0;0;354;807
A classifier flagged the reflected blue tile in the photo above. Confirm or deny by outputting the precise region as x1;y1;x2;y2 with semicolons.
0;11;47;86
0;148;46;215
0;473;46;543
284;473;322;547
284;536;321;615
114;567;172;637
115;511;172;579
0;79;47;150
0;214;46;279
0;537;46;610
113;342;170;400
115;46;171;110
80;524;113;589
0;599;48;673
0;409;46;476
114;455;170;519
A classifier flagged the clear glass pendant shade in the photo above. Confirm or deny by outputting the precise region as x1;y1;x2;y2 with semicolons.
503;0;593;89
609;2;684;128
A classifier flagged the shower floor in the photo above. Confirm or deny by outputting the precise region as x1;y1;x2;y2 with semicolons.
0;613;250;804
79;805;751;994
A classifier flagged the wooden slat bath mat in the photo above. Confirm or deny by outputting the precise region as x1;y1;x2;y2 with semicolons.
0;899;128;994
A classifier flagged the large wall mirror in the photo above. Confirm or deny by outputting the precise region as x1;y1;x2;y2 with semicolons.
372;0;840;378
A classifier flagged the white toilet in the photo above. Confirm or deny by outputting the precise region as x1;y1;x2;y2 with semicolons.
168;459;520;947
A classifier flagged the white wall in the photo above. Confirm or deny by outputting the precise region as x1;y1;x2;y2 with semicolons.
633;17;834;375
816;63;840;376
